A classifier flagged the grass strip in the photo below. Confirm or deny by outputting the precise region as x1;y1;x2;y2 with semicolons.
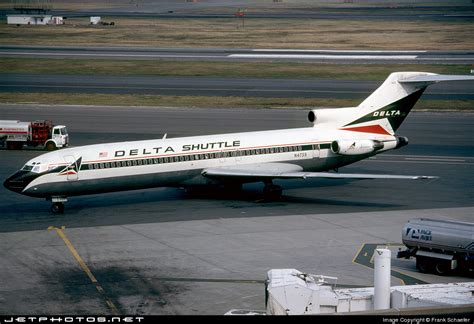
0;92;472;111
1;17;472;50
2;58;472;80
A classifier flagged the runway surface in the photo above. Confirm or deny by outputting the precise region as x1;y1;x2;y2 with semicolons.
0;104;473;314
2;73;474;100
2;45;474;64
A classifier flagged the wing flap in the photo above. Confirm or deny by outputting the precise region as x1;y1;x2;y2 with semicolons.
281;172;437;180
202;163;437;181
202;162;304;180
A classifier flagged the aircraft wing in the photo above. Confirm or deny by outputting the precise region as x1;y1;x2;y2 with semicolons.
201;163;437;181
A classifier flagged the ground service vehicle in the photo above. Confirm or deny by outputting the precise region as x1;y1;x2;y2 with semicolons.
397;218;474;276
0;120;68;150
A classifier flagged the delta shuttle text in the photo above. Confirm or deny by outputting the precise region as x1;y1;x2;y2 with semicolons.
113;140;241;157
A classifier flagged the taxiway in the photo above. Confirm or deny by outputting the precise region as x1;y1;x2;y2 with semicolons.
2;73;473;100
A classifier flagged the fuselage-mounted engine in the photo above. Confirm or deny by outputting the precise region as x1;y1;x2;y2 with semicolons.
330;139;384;156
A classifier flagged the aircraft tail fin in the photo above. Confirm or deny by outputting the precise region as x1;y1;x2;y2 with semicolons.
339;72;474;135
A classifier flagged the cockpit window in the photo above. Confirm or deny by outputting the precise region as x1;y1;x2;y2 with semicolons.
24;162;45;173
21;165;33;171
61;127;68;135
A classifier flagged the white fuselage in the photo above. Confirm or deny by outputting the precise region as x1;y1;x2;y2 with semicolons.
12;126;395;198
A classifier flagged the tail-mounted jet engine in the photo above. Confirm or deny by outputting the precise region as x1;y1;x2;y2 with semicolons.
307;108;358;127
331;139;384;156
395;136;409;149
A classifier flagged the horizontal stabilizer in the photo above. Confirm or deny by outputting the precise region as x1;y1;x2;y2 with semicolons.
399;74;474;84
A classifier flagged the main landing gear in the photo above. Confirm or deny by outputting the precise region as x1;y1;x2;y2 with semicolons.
263;181;283;201
49;197;67;214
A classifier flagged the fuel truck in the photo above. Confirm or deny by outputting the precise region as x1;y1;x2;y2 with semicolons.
0;120;68;150
397;218;474;276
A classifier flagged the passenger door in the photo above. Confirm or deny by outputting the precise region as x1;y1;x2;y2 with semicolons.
312;143;320;159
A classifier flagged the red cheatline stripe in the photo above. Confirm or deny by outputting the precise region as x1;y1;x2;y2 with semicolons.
340;125;391;135
58;170;77;176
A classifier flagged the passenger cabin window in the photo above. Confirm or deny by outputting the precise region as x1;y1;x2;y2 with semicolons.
53;129;60;135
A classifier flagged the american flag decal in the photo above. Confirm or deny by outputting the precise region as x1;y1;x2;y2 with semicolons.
99;152;108;158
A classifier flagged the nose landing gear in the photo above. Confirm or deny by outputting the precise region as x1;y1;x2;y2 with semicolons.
49;197;67;214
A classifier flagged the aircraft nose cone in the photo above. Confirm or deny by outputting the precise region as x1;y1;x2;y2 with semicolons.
3;171;29;193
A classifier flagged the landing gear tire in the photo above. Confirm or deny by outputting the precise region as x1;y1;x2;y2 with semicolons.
51;202;64;214
434;260;451;276
45;142;57;151
416;256;433;274
263;183;283;201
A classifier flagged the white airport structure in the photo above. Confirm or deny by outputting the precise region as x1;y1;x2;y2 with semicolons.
265;250;474;315
51;16;63;25
373;248;391;310
7;14;51;25
265;269;474;314
90;16;101;25
7;14;63;25
227;248;474;315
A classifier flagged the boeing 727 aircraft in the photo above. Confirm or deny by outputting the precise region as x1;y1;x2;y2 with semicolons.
4;72;474;213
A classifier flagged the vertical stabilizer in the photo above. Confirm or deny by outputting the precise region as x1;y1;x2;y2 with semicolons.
341;72;433;135
340;72;474;135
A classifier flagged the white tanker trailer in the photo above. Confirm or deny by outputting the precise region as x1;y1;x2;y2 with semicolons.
397;218;474;276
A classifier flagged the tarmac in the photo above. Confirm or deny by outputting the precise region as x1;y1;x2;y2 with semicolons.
0;104;473;314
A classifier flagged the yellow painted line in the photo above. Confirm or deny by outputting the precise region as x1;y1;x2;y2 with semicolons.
352;243;427;286
48;226;120;315
351;242;366;264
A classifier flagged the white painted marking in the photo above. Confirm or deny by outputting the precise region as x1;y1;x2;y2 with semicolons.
252;49;428;54
230;54;419;60
405;157;465;162
366;160;472;166
415;58;474;61
364;154;473;165
382;154;474;159
3;51;472;62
